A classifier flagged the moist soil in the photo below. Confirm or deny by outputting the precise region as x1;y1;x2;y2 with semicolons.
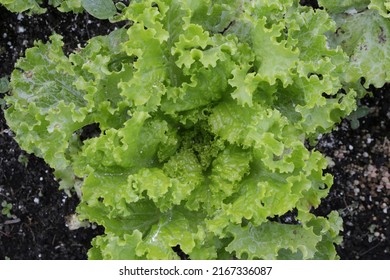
0;2;389;260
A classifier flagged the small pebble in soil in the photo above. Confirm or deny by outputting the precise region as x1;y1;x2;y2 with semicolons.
354;188;360;195
17;26;25;33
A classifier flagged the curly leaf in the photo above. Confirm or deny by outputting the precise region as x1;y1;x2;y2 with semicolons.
89;231;144;260
369;0;390;18
251;18;299;87
327;9;390;87
225;222;321;260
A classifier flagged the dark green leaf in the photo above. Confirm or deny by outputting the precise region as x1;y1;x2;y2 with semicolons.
0;76;10;94
81;0;117;19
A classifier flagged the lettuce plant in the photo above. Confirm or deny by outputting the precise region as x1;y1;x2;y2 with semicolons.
3;0;389;259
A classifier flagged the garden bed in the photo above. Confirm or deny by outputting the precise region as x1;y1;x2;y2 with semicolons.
0;1;389;259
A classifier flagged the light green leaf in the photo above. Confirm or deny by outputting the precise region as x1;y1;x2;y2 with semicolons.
159;148;204;209
89;231;144;260
129;168;172;203
78;187;161;236
209;145;252;197
251;18;299;87
161;64;230;115
49;0;83;12
228;64;262;107
5;35;92;190
136;209;206;259
208;100;289;148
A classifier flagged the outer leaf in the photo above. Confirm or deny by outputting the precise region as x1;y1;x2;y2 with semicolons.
81;0;116;19
135;209;206;259
89;231;144;260
186;0;242;34
5;35;90;190
0;76;10;94
369;0;390;18
327;9;390;87
0;0;46;14
225;222;321;260
228;64;262;107
78;190;161;236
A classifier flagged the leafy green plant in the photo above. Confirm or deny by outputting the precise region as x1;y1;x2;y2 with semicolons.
2;0;389;259
1;201;13;218
0;0;119;18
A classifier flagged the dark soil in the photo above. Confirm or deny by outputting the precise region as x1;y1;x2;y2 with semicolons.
1;1;389;260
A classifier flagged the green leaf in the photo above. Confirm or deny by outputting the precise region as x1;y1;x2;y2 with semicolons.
5;35;91;190
129;168;172;203
225;222;321;260
369;0;390;18
10;34;86;110
136;208;206;259
327;9;390;88
186;0;242;34
159;148;204;210
318;0;370;13
89;231;144;260
78;187;161;236
49;0;83;12
81;0;116;19
120;23;167;109
251;18;299;87
0;76;10;94
228;64;262;107
0;0;46;14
